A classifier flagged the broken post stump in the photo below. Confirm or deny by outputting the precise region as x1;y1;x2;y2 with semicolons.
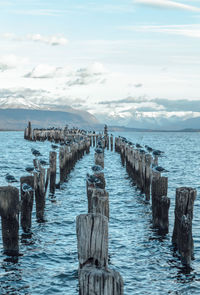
20;176;34;233
76;213;108;269
172;187;196;266
49;151;57;195
151;176;169;233
79;265;124;295
0;186;19;255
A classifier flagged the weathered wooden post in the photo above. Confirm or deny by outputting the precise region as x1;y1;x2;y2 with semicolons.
172;187;196;266
34;168;45;222
144;154;152;201
20;176;34;233
151;176;170;233
79;266;124;295
77;213;123;294
95;148;104;168
59;147;65;184
87;188;109;219
110;135;113;151
0;186;19;255
93;134;96;147
49;151;57;195
77;213;108;268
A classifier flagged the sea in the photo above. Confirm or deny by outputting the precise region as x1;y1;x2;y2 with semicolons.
0;131;200;295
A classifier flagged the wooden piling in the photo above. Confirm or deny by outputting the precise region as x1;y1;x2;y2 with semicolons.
151;176;169;232
59;147;65;184
87;188;109;219
49;151;57;195
76;213;108;269
79;265;124;295
20;176;34;233
172;187;196;266
34;168;46;222
95;151;104;168
0;186;19;255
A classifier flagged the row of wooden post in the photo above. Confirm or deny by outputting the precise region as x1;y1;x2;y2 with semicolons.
76;136;124;294
0;130;91;256
114;135;197;267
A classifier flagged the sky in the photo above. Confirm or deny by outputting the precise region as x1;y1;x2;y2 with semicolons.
0;0;200;126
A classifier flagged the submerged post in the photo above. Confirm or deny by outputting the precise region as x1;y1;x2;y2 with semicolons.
172;187;196;266
0;186;19;255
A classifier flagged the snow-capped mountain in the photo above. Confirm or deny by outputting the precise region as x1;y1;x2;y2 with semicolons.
0;97;40;110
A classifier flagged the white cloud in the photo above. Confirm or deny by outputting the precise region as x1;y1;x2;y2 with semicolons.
122;24;200;38
0;54;28;71
27;34;68;46
3;33;68;46
134;0;200;12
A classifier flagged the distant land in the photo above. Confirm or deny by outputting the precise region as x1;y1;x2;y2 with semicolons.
0;108;200;133
0;97;200;132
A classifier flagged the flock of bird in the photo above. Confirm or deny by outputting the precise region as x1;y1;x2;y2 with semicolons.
119;136;168;173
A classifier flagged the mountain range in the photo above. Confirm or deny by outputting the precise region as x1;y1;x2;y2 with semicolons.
0;97;200;131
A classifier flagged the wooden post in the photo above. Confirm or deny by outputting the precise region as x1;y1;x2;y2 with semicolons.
87;188;109;219
172;187;196;266
110;135;113;151
95;150;104;168
151;176;169;232
49;151;57;195
59;147;65;184
0;186;19;255
79;265;124;295
20;176;34;233
144;154;152;201
34;168;45;222
76;213;108;269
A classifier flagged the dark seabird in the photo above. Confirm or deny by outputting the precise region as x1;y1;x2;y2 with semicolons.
39;159;48;166
22;183;34;193
91;165;103;173
5;173;18;183
95;147;103;154
145;145;153;152
51;144;59;150
86;173;101;185
153;150;163;156
136;143;143;148
25;166;34;174
153;166;169;173
31;148;42;157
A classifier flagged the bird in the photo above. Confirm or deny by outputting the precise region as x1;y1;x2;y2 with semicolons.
152;165;168;173
5;173;18;183
25;166;34;174
95;147;103;154
22;183;34;193
51;144;59;150
31;148;42;157
145;145;153;152
86;173;101;185
153;150;164;156
39;159;48;166
91;165;103;173
136;143;143;148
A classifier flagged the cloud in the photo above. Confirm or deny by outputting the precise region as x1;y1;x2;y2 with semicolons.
98;96;200;113
121;24;200;38
134;0;200;12
0;54;28;71
98;96;148;105
3;33;68;46
67;62;107;86
25;64;61;78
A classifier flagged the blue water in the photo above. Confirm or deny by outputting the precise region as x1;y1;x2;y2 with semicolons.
0;131;200;294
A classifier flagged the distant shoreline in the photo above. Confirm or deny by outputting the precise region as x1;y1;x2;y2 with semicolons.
0;128;200;133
